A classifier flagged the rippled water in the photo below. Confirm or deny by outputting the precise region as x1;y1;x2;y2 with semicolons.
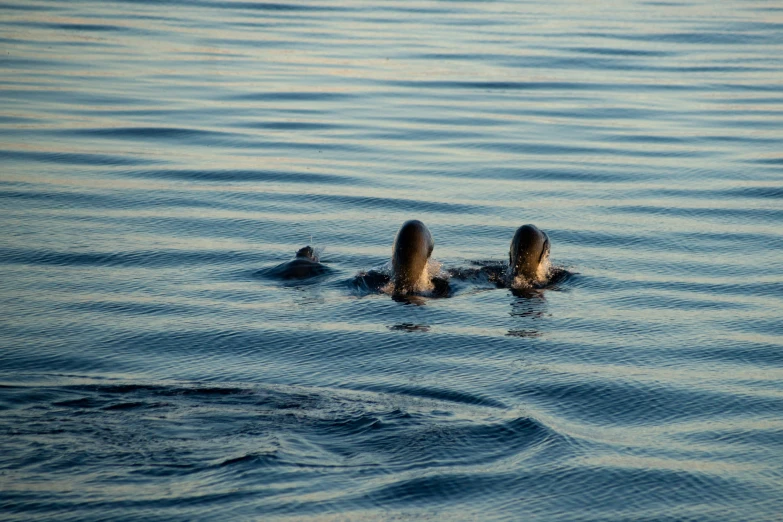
2;0;782;520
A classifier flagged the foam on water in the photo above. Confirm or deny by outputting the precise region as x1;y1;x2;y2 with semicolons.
508;253;553;290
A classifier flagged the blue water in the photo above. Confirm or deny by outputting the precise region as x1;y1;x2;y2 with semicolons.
1;0;782;519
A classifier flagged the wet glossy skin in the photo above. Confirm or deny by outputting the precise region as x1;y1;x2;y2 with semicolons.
508;224;550;281
391;220;434;293
295;246;317;262
267;246;328;279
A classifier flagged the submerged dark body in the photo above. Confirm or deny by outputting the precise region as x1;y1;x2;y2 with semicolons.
391;220;434;294
264;246;330;280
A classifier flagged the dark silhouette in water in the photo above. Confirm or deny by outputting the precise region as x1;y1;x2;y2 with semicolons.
349;222;566;298
447;224;555;293
508;224;550;282
273;223;564;299
350;219;448;298
391;219;434;294
263;246;330;280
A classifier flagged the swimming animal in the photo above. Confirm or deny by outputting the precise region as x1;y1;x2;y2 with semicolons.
391;220;434;294
508;224;550;282
266;246;329;279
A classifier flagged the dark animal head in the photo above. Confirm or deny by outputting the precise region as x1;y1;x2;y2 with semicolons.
391;220;434;294
509;224;550;281
295;246;317;262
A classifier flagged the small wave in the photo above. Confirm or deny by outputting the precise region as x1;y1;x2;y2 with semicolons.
355;383;507;409
217;452;278;468
0;248;258;268
0;149;159;166
52;397;102;408
388;323;431;333
123;168;357;185
49;23;131;33
227;91;359;102
69;126;234;141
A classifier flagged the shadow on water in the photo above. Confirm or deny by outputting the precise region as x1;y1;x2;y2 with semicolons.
391;293;428;306
505;281;554;337
388;323;431;332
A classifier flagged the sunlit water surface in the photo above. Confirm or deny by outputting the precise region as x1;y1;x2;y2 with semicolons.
1;0;782;520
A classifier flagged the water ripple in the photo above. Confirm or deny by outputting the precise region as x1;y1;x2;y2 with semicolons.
2;0;782;519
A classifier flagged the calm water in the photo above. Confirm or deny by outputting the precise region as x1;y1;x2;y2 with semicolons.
1;0;782;520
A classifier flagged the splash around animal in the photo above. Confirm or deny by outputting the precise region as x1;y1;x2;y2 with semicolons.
265;220;561;296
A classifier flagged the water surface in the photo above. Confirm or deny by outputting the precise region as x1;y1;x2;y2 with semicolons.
1;0;782;520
